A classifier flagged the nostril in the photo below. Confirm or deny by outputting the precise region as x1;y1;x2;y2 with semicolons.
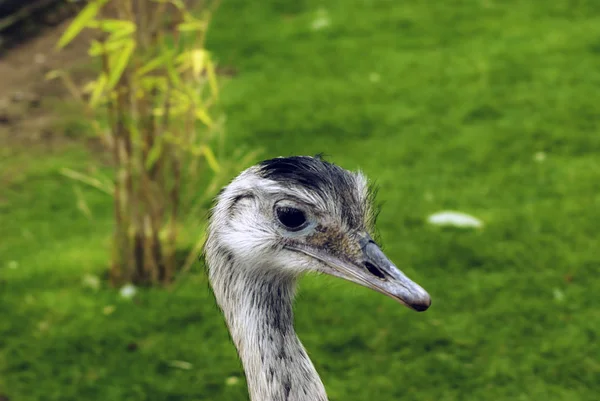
364;261;386;280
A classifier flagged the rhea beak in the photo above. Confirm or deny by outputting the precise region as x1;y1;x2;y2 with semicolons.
289;234;431;312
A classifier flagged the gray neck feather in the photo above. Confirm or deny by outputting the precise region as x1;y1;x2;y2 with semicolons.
209;249;328;401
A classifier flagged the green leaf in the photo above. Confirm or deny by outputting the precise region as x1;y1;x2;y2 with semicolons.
126;120;142;147
73;186;93;220
88;39;104;56
205;55;219;98
104;20;136;44
100;19;136;34
89;74;108;108
88;38;129;57
195;109;213;126
145;139;164;171
177;21;206;32
137;53;170;76
106;39;136;90
190;49;206;80
45;70;62;81
163;132;181;146
57;0;109;49
60;168;114;196
140;76;168;93
165;52;182;87
202;146;220;173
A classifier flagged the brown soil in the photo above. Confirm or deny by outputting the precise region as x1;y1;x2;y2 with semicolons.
0;17;95;151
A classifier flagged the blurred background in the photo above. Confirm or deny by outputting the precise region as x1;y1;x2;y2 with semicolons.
1;0;599;400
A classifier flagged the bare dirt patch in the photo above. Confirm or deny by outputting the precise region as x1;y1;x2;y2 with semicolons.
0;16;96;151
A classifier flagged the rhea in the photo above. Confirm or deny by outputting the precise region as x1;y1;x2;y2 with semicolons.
204;156;431;401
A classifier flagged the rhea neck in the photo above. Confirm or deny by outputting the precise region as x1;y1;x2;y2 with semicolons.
208;248;328;401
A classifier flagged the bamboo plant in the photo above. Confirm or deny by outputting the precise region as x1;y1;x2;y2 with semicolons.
51;0;258;286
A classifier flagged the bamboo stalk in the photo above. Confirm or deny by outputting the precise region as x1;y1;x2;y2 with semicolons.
103;34;125;286
60;0;227;287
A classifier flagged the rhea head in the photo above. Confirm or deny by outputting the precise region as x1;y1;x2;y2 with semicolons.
205;155;431;312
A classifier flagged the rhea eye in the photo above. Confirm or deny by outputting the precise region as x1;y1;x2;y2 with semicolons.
276;206;308;231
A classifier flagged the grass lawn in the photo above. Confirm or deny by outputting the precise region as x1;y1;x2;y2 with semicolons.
1;0;600;400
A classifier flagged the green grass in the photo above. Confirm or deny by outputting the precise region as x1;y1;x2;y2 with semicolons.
2;0;600;400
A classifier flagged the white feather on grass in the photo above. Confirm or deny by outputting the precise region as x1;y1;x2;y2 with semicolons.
119;284;137;299
427;211;484;229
